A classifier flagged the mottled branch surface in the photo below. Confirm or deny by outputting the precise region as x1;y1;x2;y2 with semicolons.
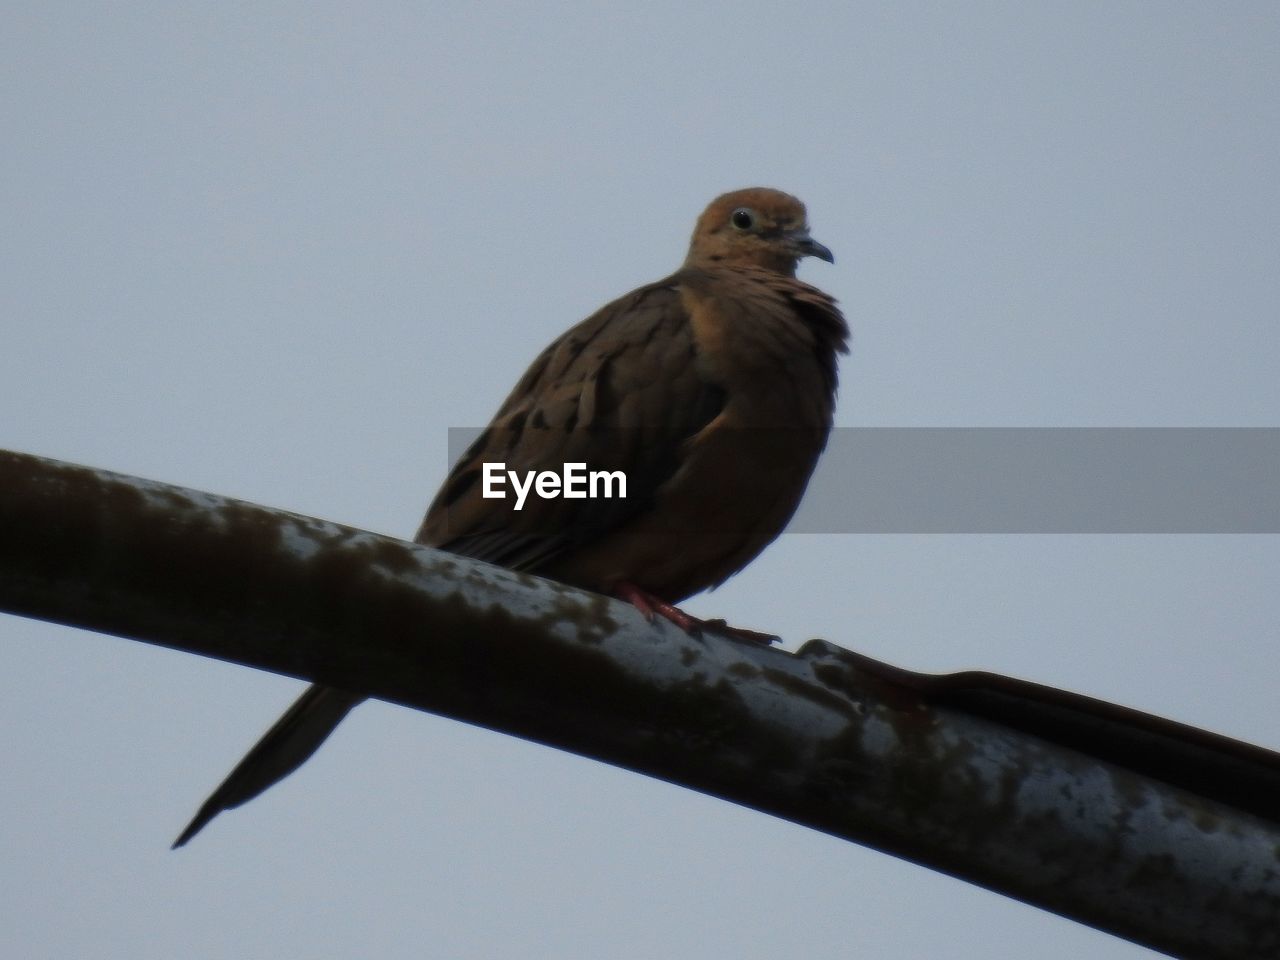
2;449;1277;959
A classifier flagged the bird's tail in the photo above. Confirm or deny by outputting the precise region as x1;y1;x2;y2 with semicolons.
172;684;363;848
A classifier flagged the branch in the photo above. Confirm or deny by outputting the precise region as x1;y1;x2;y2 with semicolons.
1;449;1277;959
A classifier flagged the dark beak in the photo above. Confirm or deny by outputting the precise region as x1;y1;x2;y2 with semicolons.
790;231;835;264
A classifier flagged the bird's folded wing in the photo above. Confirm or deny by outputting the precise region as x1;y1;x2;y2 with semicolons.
416;279;726;571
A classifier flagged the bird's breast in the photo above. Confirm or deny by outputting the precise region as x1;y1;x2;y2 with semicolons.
544;280;837;601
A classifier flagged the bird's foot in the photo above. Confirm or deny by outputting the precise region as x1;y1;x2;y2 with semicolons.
615;582;703;634
613;583;779;645
698;619;781;646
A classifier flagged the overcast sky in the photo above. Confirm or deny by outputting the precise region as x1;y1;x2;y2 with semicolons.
3;4;1278;958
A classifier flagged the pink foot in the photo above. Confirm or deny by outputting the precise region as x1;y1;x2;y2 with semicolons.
615;582;703;635
613;583;779;645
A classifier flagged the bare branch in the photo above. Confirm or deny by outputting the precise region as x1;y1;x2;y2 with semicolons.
2;449;1277;959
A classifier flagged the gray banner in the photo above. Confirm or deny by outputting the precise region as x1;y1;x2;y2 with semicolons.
446;428;1280;534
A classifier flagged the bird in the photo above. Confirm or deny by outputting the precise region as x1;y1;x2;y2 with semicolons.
172;187;849;848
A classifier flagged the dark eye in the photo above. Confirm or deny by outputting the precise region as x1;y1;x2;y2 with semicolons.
731;208;755;230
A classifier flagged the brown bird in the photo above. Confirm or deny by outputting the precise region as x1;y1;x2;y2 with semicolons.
172;187;848;847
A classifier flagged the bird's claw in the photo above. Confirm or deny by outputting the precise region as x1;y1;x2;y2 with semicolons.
614;583;778;644
699;619;781;646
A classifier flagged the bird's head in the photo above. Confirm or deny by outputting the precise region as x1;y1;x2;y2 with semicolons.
684;187;834;276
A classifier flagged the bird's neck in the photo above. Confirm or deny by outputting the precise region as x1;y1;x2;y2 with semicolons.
683;252;799;276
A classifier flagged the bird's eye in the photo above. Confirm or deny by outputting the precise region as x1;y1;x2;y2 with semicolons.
731;208;756;230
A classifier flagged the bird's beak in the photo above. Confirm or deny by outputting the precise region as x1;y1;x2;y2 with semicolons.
789;230;835;264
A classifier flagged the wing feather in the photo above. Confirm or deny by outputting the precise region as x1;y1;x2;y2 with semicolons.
415;279;725;572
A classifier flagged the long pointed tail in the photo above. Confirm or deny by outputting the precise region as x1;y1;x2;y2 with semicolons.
172;684;363;848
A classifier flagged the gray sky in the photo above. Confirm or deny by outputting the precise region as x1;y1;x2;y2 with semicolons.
3;3;1278;957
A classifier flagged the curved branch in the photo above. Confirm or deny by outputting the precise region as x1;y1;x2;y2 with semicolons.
1;449;1277;959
